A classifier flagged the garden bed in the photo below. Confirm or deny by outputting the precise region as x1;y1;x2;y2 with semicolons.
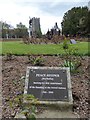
2;55;89;118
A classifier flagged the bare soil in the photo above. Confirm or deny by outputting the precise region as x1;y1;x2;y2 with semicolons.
2;55;90;118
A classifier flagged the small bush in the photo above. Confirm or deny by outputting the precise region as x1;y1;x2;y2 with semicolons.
33;56;44;66
62;60;75;72
63;40;69;49
62;58;82;72
9;94;38;119
28;55;44;66
62;41;82;72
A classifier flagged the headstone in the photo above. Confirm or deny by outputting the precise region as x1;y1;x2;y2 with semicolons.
70;39;76;44
24;67;73;103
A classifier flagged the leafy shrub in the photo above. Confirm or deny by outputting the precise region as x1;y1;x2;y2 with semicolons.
33;56;44;66
63;40;69;49
62;40;82;72
9;94;38;119
63;60;75;71
28;55;44;66
62;58;82;72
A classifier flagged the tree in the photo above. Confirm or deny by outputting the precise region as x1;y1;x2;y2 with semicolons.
61;6;89;37
1;21;29;38
15;22;29;38
1;21;14;38
85;9;90;37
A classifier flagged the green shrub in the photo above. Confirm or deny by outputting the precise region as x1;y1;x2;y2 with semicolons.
62;58;82;72
33;56;44;66
63;60;75;71
63;40;69;49
28;55;44;66
9;94;38;119
62;41;82;72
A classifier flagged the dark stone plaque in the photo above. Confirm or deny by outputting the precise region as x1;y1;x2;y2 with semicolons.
25;67;71;101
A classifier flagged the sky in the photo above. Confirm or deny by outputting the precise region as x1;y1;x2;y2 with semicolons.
0;0;89;34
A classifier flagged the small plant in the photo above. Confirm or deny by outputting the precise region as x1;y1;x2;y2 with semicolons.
27;54;33;61
27;55;35;64
62;60;75;71
28;55;44;66
33;56;44;66
63;39;69;49
62;40;81;72
62;58;82;72
9;94;38;119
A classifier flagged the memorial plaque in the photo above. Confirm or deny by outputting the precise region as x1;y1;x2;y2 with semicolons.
24;67;72;102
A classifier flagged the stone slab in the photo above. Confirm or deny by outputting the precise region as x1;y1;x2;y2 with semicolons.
36;109;79;118
24;67;73;109
15;109;79;119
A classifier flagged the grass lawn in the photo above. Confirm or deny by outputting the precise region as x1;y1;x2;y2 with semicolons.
0;41;89;55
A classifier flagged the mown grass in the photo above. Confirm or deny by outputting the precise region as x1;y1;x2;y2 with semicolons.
0;41;89;56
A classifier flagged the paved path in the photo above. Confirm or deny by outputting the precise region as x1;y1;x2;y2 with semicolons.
0;56;2;118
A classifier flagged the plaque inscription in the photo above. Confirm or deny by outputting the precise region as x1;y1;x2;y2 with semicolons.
25;67;70;101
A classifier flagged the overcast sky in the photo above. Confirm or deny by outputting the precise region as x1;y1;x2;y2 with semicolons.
0;0;89;34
